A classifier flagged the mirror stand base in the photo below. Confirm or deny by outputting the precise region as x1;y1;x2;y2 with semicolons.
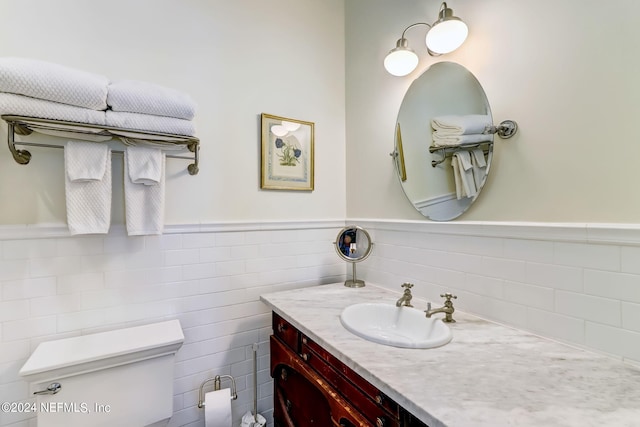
344;279;365;288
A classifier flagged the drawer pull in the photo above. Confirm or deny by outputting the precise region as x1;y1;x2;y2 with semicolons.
376;416;386;427
300;352;310;361
280;367;288;381
302;336;308;344
375;394;383;405
277;323;288;333
285;399;292;412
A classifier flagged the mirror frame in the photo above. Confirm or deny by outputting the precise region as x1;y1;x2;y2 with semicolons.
334;226;373;263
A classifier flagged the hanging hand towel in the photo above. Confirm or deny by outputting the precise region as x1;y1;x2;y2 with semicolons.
470;148;487;190
455;151;476;198
451;152;463;200
124;146;166;236
431;114;492;136
64;141;112;235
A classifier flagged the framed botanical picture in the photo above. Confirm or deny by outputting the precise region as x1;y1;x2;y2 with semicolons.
261;113;314;191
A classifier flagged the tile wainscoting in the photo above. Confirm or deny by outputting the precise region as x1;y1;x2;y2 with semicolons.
3;218;640;426
0;220;345;427
354;219;640;365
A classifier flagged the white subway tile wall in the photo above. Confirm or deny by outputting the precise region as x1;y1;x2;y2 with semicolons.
357;221;640;366
0;223;344;427
4;219;640;427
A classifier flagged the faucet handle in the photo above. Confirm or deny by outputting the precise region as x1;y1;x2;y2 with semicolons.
401;283;414;290
440;293;457;302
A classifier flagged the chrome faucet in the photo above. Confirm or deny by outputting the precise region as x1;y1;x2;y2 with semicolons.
425;293;457;323
396;283;414;307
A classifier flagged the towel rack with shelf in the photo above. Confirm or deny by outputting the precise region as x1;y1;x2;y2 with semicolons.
2;115;200;175
429;140;492;167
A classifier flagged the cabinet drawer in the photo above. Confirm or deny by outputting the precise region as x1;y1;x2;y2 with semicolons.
302;335;401;419
271;336;372;427
302;340;400;427
272;312;299;352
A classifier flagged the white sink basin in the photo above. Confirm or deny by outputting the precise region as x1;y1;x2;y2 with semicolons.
340;303;452;349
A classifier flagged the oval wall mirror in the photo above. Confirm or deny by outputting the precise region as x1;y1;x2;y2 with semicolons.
334;226;373;288
392;61;493;221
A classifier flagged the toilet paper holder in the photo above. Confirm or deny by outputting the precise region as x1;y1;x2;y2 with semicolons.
198;375;238;408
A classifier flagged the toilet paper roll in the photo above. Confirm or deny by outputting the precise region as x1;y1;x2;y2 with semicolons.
204;388;231;427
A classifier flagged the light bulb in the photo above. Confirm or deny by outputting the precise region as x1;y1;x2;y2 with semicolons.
384;46;419;77
426;19;468;54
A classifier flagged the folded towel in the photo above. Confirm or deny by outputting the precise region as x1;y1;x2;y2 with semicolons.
106;110;195;136
431;114;492;136
0;92;107;125
107;80;196;120
432;133;493;147
64;141;112;235
124;146;166;236
126;145;163;185
0;57;109;110
470;148;487;190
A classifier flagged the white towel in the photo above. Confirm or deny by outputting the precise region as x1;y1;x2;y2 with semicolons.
0;93;106;125
106;110;195;136
471;148;487;190
432;132;493;147
431;114;492;136
0;57;109;110
452;151;476;199
64;141;111;235
451;153;463;200
124;146;166;236
126;145;163;185
107;80;196;120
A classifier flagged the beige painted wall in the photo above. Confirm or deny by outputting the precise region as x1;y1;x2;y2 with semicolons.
0;0;346;225
346;0;640;222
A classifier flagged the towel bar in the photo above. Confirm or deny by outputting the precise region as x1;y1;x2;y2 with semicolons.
197;375;238;408
429;141;493;167
2;115;200;175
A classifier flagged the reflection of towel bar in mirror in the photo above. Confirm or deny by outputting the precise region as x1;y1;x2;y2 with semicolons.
429;141;493;167
429;120;518;167
2;115;200;175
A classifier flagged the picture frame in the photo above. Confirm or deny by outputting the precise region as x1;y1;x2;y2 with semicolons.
261;113;314;191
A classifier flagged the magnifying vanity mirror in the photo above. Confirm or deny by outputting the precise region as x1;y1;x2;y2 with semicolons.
391;61;515;221
334;226;373;288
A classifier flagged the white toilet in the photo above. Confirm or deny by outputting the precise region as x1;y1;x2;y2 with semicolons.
19;320;184;427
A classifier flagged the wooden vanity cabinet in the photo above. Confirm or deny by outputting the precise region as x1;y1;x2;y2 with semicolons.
271;312;429;427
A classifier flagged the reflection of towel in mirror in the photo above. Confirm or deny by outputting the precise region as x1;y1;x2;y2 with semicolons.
431;114;491;136
471;148;487;190
451;153;463;199
452;151;476;199
432;132;492;147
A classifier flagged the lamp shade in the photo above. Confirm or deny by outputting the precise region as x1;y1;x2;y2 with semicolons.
384;39;419;77
425;4;468;55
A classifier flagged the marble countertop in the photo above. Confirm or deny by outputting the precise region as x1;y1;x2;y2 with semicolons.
261;283;640;427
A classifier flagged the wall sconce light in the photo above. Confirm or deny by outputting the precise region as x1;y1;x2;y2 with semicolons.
384;2;468;77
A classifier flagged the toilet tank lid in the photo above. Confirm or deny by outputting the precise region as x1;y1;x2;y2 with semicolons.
19;320;184;378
